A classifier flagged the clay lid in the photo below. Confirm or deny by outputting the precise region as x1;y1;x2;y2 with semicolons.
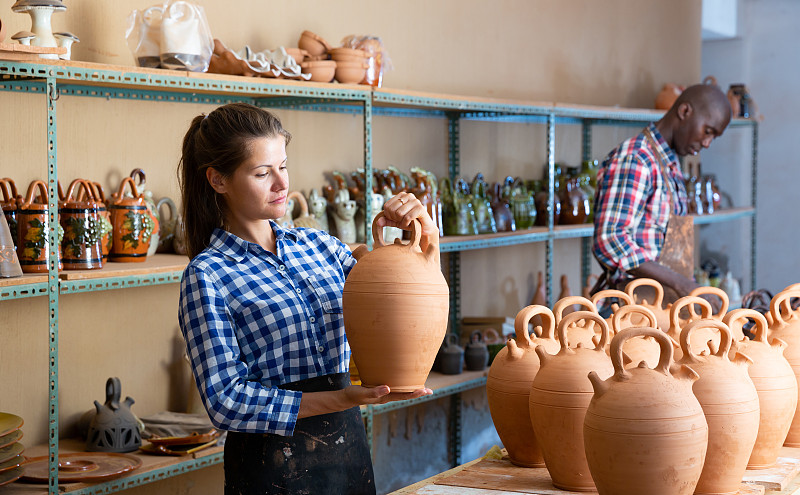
11;30;35;41
12;0;66;11
53;31;79;42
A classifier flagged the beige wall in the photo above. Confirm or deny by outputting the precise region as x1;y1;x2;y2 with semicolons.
0;0;701;493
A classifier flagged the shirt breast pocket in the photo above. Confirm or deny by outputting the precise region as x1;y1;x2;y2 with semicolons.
308;269;344;314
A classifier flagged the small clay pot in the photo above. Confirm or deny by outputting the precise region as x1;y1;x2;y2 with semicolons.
298;30;331;56
440;333;464;375
301;60;336;83
330;47;368;62
464;330;489;371
334;60;368;84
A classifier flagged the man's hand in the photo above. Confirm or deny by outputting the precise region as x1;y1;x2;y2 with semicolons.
344;385;433;406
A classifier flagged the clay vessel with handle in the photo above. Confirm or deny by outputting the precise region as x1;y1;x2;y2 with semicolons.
552;295;598;348
287;191;321;230
688;286;729;321
464;330;489;371
611;304;661;368
625;278;670;331
723;309;798;468
584;326;706;495
17;180;62;273
109;177;152;262
767;289;800;446
439;333;464;375
666;296;713;361
59;179;103;270
155;197;178;253
85;182;112;261
591;289;633;330
528;270;547;328
529;311;613;492
343;212;448;392
676;318;759;495
487;305;559;467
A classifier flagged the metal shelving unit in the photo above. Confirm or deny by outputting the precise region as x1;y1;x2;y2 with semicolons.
0;59;759;492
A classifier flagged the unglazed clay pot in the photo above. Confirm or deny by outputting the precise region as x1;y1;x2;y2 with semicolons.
723;309;798;468
487;305;559;467
767;289;800;447
530;311;613;492
688;286;730;321
666;296;713;361
676;318;759;495
591;289;633;329
17;180;62;273
109;178;152;262
655;83;684;110
611;304;661;368
552;296;598;348
584;327;707;495
343;213;448;392
625;278;670;331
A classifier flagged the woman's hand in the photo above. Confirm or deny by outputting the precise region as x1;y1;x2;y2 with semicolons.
344;384;433;406
377;192;439;252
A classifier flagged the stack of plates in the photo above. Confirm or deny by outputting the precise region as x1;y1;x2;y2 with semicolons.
0;412;24;487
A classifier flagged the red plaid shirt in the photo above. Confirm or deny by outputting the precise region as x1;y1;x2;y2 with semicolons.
592;124;688;285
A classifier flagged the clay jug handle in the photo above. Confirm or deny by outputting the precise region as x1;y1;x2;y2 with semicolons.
611;327;674;377
591;289;633;309
92;182;107;203
64;178;93;203
0;179;11;204
703;75;718;86
105;377;122;411
288;191;309;218
129;168;146;189
723;308;769;344
558;310;610;351
445;333;459;348
552;296;597;323
2;178;19;199
770;289;800;327
611;304;657;335
680;318;733;362
514;305;555;349
22;180;49;208
625;278;664;306
484;328;501;344
371;211;421;251
115;177;140;200
157;197;177;222
689;286;729;319
669;296;712;332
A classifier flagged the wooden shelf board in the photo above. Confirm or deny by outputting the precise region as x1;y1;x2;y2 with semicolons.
58;254;189;281
0;273;47;288
440;228;549;246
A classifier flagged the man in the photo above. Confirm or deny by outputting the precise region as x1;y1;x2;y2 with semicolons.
592;84;732;302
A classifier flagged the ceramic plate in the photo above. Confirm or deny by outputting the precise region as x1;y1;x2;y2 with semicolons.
0;454;23;473
0;443;23;465
0;413;23;438
22;452;142;483
0;466;23;487
0;429;22;450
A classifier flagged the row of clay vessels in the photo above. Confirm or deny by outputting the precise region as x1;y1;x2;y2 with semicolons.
0;170;184;274
431;331;493;375
487;278;800;495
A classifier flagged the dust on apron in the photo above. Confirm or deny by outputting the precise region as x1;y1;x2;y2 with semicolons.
224;372;375;495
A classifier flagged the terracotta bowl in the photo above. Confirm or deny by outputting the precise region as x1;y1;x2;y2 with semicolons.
284;47;308;64
298;30;331;57
301;60;336;83
334;60;368;84
305;53;330;61
330;47;368;62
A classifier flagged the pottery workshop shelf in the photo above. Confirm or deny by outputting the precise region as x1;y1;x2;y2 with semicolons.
0;273;49;301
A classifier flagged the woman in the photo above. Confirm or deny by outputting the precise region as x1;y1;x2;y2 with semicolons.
177;102;437;494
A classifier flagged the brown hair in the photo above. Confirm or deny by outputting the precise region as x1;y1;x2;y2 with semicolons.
178;102;291;259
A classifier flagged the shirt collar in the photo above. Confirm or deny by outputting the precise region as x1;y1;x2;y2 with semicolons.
646;123;680;168
209;221;299;262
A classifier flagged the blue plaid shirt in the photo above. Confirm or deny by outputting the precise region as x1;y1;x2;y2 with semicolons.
178;223;356;436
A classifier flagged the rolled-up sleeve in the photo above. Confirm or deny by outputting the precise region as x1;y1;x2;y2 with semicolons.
178;265;302;435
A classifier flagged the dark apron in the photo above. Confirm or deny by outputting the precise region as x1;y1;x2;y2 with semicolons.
224;372;375;495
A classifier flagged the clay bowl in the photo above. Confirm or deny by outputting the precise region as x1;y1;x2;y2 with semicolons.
284;47;308;64
330;47;368;63
334;60;368;84
298;30;331;57
301;60;336;83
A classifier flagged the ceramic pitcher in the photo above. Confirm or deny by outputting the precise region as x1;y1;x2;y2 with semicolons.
766;289;800;447
343;213;448;391
724;309;798;468
584;327;707;495
59;179;103;270
17;180;62;273
109;177;153;262
676;318;759;495
486;305;559;467
529;311;613;491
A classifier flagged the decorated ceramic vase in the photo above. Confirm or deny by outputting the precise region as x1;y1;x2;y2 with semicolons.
59;179;103;270
723;309;798;468
676;318;759;495
766;289;800;447
109;177;153;262
552;296;598;348
611;304;661;368
17;180;62;273
486;305;559;467
625;278;670;331
88;182;113;261
584;327;707;495
666;296;713;361
529;311;613;492
343;213;448;391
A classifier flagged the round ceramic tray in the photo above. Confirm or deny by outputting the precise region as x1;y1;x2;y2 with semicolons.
22;452;142;483
0;413;23;438
147;430;219;447
0;443;24;465
0;466;23;487
0;454;23;473
0;429;22;450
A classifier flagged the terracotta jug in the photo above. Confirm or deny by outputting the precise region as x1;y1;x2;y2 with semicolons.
723;309;798;468
655;83;684;110
584;327;707;495
625;278;670;331
343;213;448;391
109;177;153;262
59;179;103;270
767;289;800;447
611;304;661;368
666;295;713;361
688;286;729;321
676;318;759;495
552;295;598;348
17;180;62;273
529;311;613;492
591;289;633;329
486;305;559;467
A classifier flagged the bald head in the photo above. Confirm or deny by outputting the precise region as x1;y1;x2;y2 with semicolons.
657;83;732;156
673;84;732;122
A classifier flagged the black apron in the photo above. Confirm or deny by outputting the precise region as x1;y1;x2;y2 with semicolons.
224;372;375;495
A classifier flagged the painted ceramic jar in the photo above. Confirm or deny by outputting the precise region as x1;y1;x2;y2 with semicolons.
17;180;62;273
530;311;613;492
552;296;598;348
666;296;713;361
109;178;153;262
87;182;113;261
625;278;670;331
676;318;759;495
486;305;559;467
723;309;798;468
59;179;103;270
611;304;661;368
584;327;707;495
343;213;448;391
766;289;800;447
